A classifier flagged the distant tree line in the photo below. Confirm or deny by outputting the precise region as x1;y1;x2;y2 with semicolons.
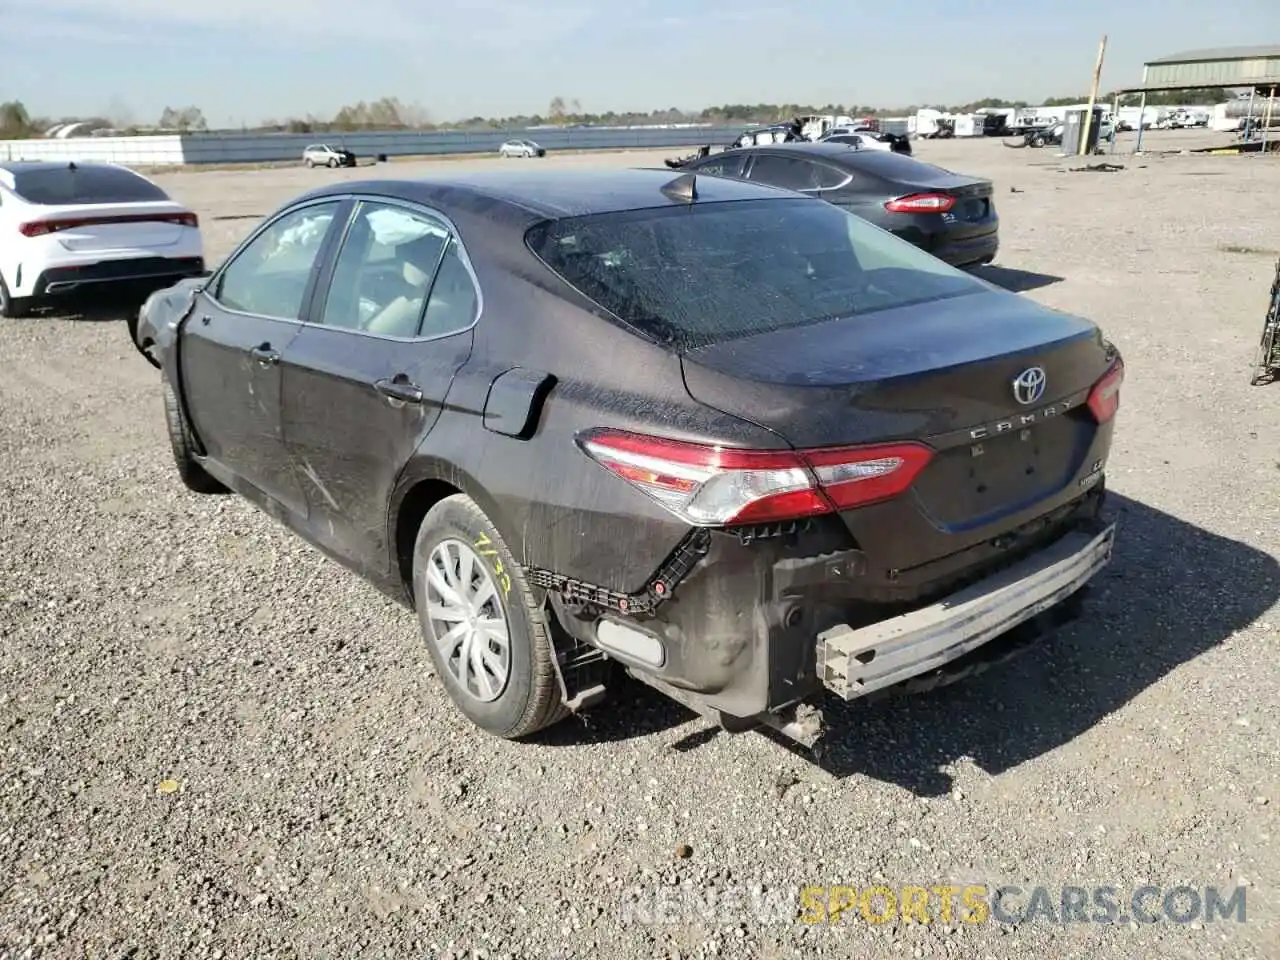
0;100;34;138
157;105;208;131
1115;87;1233;106
0;87;1242;139
0;99;210;137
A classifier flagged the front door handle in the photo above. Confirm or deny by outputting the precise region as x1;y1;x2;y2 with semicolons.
250;343;279;366
375;376;424;405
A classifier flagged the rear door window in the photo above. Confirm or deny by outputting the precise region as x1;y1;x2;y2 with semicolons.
9;164;170;204
690;153;747;179
316;201;453;337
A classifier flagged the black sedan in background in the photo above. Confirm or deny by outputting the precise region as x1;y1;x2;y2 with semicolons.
131;169;1119;750
680;142;999;268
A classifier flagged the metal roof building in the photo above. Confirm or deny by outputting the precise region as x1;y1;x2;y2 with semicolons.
1119;44;1280;94
1113;45;1280;154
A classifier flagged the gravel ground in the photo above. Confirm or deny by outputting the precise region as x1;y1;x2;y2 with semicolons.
1;130;1278;960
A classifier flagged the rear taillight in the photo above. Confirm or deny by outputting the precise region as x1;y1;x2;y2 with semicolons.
884;193;955;214
1086;359;1124;423
19;212;197;237
576;429;934;526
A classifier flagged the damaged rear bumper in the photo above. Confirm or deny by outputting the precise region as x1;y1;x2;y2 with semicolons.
816;523;1115;700
544;489;1114;749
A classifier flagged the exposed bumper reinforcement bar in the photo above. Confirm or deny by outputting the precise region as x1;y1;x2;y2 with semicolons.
817;524;1115;700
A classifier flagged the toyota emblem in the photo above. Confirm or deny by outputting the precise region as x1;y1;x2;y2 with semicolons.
1012;367;1047;405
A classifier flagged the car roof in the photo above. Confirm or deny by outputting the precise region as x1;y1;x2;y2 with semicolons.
296;167;803;220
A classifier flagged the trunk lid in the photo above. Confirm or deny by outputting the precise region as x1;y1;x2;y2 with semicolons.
889;161;990;195
23;201;191;252
680;287;1113;527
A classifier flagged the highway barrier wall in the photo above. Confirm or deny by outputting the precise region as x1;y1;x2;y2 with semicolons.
0;126;746;166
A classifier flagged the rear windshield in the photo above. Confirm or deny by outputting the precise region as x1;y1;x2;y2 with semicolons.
525;198;986;350
842;150;955;180
9;165;170;205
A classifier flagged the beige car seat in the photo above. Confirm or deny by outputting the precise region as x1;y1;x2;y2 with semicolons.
364;232;445;337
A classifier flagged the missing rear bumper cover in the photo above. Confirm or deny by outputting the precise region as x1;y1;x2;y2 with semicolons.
817;523;1114;700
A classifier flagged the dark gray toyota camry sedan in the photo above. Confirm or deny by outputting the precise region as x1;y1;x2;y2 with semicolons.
131;167;1122;750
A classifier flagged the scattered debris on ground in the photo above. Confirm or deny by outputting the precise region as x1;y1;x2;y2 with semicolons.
1067;162;1125;173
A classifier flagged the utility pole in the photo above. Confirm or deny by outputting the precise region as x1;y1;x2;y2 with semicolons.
1080;35;1108;155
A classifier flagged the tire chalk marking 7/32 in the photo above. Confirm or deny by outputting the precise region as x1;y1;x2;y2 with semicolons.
473;532;512;594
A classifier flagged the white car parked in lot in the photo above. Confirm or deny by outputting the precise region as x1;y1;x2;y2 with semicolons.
302;144;357;168
0;160;205;318
497;139;546;158
819;129;914;155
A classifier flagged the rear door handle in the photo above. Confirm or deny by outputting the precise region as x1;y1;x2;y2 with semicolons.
375;377;424;405
250;343;279;366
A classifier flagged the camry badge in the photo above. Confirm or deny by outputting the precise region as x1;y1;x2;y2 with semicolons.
1012;366;1047;405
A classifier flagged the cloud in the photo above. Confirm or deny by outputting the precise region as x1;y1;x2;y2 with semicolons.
2;0;602;48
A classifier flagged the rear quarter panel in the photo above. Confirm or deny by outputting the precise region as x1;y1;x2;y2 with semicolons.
389;227;790;594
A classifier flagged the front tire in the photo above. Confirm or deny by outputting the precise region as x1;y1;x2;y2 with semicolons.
327;157;338;168
162;375;228;494
413;494;567;738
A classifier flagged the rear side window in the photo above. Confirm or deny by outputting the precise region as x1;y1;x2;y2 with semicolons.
811;162;849;189
9;165;170;205
526;198;985;351
746;155;819;191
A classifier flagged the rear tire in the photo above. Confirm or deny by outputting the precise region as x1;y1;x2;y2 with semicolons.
413;494;568;738
0;276;33;318
304;158;315;168
162;375;228;494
